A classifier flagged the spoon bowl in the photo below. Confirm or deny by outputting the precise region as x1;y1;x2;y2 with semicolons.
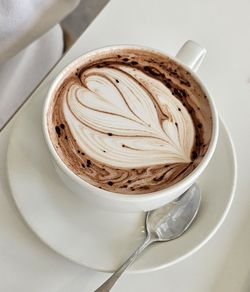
146;184;201;242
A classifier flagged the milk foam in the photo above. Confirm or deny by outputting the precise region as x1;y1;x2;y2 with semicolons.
63;65;195;168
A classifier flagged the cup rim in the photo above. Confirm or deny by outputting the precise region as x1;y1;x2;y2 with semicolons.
43;44;219;203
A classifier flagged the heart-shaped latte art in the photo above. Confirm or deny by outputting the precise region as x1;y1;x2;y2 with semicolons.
62;65;195;169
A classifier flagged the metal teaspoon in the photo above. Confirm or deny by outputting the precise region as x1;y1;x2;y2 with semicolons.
95;184;201;292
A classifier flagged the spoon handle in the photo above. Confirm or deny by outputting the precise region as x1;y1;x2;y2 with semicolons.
95;235;153;292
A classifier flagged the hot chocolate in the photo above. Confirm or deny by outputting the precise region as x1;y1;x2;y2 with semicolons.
46;48;212;194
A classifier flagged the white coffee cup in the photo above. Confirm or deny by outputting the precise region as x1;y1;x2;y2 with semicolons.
43;41;219;213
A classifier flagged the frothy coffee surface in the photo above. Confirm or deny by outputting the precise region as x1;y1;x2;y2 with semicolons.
47;48;212;194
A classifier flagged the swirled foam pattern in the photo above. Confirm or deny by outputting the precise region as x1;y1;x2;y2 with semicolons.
47;49;212;194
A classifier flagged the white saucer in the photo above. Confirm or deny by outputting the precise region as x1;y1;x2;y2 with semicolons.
7;96;236;273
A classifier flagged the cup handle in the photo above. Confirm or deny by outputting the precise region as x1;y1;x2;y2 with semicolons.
175;40;206;72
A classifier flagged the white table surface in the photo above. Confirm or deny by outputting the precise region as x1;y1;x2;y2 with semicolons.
0;0;250;291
